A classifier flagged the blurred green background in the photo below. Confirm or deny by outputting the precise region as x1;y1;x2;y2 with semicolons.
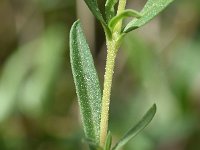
0;0;200;150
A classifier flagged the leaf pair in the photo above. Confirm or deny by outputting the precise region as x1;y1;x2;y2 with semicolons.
83;0;174;36
106;0;174;33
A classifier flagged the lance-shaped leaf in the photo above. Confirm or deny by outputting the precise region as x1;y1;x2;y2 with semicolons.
123;0;174;33
84;0;105;24
70;20;102;144
105;0;119;22
112;104;156;150
108;9;142;32
84;0;112;39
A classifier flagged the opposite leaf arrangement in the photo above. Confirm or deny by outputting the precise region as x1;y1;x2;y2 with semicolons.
70;0;174;149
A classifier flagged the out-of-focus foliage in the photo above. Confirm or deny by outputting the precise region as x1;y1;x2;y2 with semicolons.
0;0;200;150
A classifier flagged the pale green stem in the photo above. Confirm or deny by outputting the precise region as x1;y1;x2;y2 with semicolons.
99;0;127;147
100;40;118;147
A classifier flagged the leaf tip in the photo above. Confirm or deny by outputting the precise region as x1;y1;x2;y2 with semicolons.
71;20;81;29
152;103;157;115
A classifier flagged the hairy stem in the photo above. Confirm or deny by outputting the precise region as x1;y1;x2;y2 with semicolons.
99;0;127;147
99;40;118;147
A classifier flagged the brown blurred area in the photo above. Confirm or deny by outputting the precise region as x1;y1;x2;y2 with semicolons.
0;0;200;150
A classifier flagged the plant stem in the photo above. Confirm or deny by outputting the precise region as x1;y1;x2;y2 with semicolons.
99;0;127;147
100;39;118;147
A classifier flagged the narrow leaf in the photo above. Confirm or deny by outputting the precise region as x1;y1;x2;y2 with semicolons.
83;0;112;39
108;9;141;31
104;131;112;150
84;0;105;24
112;104;157;150
70;20;102;144
123;0;174;33
105;0;119;22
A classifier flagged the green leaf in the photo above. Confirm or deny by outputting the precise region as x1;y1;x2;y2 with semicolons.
123;0;174;33
84;0;112;39
70;20;102;144
112;104;157;150
83;0;112;39
104;131;112;150
105;0;118;22
84;0;105;24
108;9;141;32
